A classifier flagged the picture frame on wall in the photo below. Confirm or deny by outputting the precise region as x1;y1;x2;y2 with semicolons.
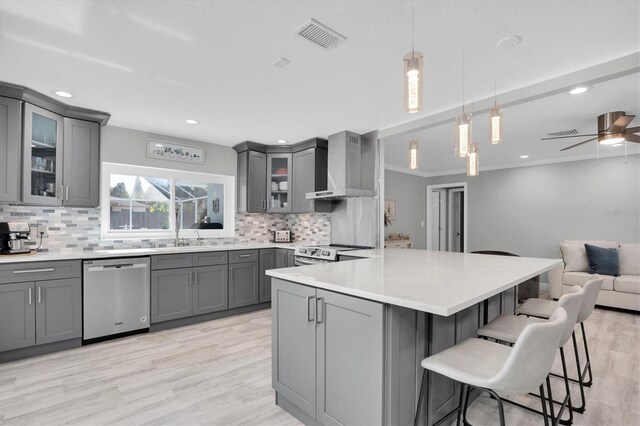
384;200;396;220
147;139;204;164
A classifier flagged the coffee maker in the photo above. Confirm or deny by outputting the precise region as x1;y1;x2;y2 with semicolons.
0;222;32;255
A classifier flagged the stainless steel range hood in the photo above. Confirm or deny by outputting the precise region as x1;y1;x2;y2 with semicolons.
306;130;374;200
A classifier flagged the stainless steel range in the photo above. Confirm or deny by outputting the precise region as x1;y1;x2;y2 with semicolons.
294;244;370;266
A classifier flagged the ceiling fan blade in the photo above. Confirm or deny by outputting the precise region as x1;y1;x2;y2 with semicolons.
607;115;635;132
626;126;640;134
560;137;599;151
626;134;640;143
541;134;598;140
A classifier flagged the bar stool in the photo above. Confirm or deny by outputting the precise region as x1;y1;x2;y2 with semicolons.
476;286;585;425
516;278;603;413
414;307;568;426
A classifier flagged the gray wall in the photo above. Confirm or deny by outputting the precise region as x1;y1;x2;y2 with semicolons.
101;125;237;177
385;155;640;260
384;169;427;249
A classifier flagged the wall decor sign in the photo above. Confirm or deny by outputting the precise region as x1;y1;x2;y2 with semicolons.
147;139;204;164
384;200;396;220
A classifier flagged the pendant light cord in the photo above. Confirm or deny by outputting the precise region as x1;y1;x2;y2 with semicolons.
494;80;497;107
411;5;415;57
462;51;465;114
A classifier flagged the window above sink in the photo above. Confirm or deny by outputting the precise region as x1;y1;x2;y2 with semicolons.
101;162;235;240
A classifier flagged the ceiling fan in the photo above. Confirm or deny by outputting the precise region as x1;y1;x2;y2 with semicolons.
542;111;640;151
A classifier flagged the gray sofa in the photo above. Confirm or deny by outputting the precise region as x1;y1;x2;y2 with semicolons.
549;240;639;312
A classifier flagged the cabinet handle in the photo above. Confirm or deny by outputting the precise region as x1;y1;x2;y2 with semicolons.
14;268;55;274
306;296;315;322
316;297;324;324
28;287;32;305
38;286;42;304
65;186;69;201
187;271;192;285
263;199;266;211
193;271;198;285
57;186;64;201
229;267;233;281
239;254;251;258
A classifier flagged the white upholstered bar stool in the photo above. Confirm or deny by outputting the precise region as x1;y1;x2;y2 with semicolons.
476;286;585;425
515;278;603;413
414;308;568;426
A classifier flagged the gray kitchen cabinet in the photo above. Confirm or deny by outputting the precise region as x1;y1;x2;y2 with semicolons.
287;250;295;267
272;279;384;425
259;249;276;302
22;103;64;206
0;282;36;352
315;288;384;426
0;96;22;203
292;147;331;213
267;153;292;213
62;118;100;207
236;149;267;213
35;278;82;345
151;269;193;323
192;265;228;315
229;261;259;309
276;249;289;268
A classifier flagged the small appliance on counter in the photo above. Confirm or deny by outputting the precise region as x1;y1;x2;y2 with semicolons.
271;230;292;243
0;221;32;255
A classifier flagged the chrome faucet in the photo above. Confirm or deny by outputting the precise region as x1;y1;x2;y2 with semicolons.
196;230;205;246
175;210;185;247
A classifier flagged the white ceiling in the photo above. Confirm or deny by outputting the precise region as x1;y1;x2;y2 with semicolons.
0;0;639;154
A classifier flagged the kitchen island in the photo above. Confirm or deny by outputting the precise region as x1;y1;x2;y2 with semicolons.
266;249;561;426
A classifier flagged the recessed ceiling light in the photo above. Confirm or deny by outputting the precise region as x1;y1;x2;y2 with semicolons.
569;86;591;95
496;35;522;49
519;155;529;159
273;58;290;68
276;139;288;144
185;119;199;124
55;90;73;98
611;143;623;147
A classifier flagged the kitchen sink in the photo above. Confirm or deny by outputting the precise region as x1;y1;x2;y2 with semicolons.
94;248;157;255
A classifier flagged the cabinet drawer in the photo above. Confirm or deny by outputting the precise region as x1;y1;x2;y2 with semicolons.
0;261;81;284
151;254;193;270
229;250;259;264
193;251;228;267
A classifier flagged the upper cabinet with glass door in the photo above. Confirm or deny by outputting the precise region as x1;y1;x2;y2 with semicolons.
267;153;292;213
22;104;64;206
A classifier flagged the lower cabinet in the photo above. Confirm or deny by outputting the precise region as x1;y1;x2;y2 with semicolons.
276;248;295;268
259;249;276;302
272;278;384;425
151;266;228;323
229;261;259;309
0;278;81;352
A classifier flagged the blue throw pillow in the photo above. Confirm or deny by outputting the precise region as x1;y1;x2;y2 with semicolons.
584;244;620;276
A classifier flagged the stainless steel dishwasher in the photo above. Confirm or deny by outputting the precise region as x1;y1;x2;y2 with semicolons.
83;257;150;340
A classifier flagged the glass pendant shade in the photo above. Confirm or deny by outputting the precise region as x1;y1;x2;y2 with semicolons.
599;133;625;145
409;140;419;170
455;112;472;157
404;51;423;113
466;143;479;176
489;106;503;144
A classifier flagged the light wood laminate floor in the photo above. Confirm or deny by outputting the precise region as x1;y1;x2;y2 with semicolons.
1;307;638;425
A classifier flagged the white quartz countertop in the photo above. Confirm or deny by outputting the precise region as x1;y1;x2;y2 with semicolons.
267;249;562;316
0;243;300;264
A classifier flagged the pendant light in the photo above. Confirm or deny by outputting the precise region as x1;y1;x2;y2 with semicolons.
409;140;419;170
404;6;423;113
467;143;479;176
455;52;471;157
488;81;503;144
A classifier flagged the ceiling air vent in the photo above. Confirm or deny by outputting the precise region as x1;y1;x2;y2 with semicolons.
296;19;346;50
547;129;579;137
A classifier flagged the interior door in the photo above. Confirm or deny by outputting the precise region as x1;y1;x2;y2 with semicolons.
431;190;447;251
448;189;464;253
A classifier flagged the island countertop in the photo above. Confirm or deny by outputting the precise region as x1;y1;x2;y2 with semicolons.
267;249;562;316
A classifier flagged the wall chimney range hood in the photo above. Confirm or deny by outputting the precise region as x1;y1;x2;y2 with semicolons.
306;130;375;200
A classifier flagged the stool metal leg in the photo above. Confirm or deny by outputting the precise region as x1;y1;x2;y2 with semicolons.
546;375;556;422
581;322;594;387
558;347;574;425
414;370;427;426
483;389;506;426
457;383;468;426
539;384;550;426
570;331;587;413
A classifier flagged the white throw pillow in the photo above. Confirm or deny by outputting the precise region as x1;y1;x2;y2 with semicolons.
619;243;640;276
561;243;589;272
560;240;618;272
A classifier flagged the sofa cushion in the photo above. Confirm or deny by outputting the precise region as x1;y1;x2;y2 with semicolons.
619;243;640;275
560;240;618;272
614;275;640;295
563;272;613;291
585;244;620;276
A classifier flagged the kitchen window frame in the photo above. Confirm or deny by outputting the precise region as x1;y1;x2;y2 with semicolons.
100;162;235;240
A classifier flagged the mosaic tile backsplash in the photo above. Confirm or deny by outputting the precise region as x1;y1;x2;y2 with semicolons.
0;205;331;252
